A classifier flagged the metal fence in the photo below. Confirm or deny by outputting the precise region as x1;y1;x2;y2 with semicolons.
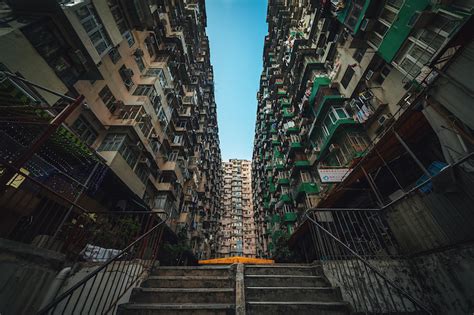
0;162;168;314
37;218;165;315
306;210;431;314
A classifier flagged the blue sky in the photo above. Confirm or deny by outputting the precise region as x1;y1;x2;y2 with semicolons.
206;0;268;161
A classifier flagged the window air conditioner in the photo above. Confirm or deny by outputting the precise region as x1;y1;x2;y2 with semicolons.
360;18;375;32
365;69;374;81
329;144;339;152
377;114;391;127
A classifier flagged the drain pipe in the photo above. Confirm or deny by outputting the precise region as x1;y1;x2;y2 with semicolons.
40;267;72;309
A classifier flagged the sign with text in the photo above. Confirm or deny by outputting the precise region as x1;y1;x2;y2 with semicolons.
318;168;352;183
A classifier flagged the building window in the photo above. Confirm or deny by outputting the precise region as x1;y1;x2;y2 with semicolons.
108;47;121;64
133;84;155;96
135;55;145;72
340;66;355;88
76;4;112;56
99;133;126;151
119;65;134;90
135;163;149;183
151;94;162;115
99;85;117;113
72;116;98;145
145;68;168;88
107;0;129;36
353;46;367;63
124;30;135;47
157;108;168;127
168;150;179;161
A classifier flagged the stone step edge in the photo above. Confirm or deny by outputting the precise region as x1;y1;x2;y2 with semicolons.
245;275;324;278
247;301;350;307
155;266;232;269
246;286;337;290
119;303;235;310
146;276;232;280
134;287;234;293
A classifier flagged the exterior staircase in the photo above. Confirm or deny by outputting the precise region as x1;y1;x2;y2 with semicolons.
245;264;350;315
117;263;350;315
118;265;236;315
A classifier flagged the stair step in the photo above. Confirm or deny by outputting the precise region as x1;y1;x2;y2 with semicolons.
130;288;234;304
245;265;322;276
117;303;235;315
246;286;342;302
143;276;233;288
152;266;232;277
247;301;351;315
245;275;329;287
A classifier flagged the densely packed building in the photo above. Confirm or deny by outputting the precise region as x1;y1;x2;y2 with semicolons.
217;159;256;257
252;0;473;261
0;0;222;259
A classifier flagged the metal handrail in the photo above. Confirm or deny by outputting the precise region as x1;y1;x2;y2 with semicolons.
37;210;169;315
305;209;432;314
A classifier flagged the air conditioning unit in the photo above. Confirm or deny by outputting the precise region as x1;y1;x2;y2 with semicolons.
349;98;358;108
360;18;375;32
377;114;391;127
315;48;324;55
365;69;375;81
329;144;339;152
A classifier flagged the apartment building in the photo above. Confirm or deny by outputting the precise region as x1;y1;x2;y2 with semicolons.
252;0;473;312
253;0;472;256
217;159;256;258
0;0;222;259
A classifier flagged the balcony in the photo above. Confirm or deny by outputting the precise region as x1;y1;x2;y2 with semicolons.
295;182;320;200
335;0;373;35
279;193;292;203
376;0;431;62
308;77;332;107
289;135;303;151
282;108;295;119
283;212;297;223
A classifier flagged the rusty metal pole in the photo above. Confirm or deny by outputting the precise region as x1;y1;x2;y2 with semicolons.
0;95;85;190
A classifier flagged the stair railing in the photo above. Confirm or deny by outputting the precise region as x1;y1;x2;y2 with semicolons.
0;162;169;314
37;211;168;315
305;209;432;314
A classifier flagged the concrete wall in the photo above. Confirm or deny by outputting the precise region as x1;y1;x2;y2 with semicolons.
0;238;65;315
323;247;474;315
323;258;427;313
386;165;474;255
0;28;68;105
410;245;474;315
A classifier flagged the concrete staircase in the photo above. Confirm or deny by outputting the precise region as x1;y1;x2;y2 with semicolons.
117;263;350;315
245;264;351;315
117;265;236;315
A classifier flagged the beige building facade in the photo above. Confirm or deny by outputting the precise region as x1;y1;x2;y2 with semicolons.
0;0;222;259
217;159;256;257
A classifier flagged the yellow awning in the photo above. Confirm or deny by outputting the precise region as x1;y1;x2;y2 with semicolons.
198;256;274;265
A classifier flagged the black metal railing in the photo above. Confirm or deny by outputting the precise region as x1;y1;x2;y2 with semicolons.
37;216;167;315
0;162;169;314
305;209;432;314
